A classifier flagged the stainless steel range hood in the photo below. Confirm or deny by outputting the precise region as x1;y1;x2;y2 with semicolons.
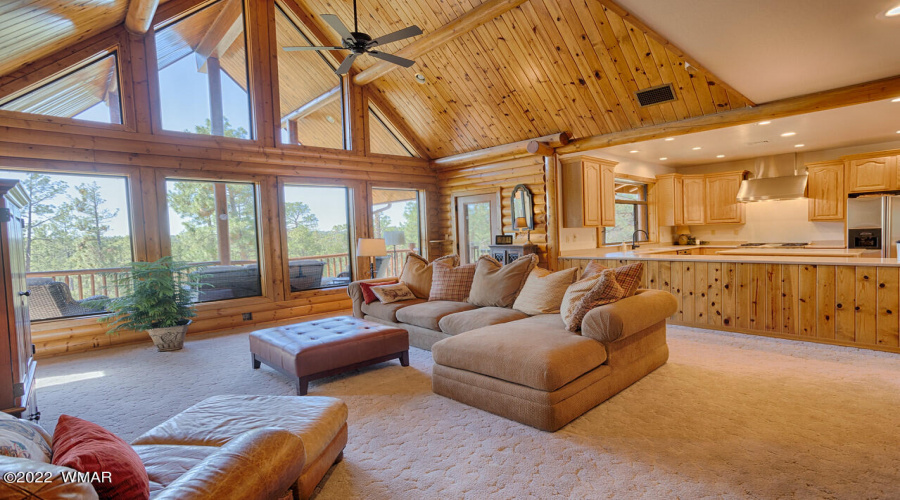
736;154;808;202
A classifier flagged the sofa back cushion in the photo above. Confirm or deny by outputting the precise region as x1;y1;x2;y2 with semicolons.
0;412;52;462
581;261;644;298
429;260;476;302
467;254;537;308
400;254;458;299
513;267;578;315
560;269;626;332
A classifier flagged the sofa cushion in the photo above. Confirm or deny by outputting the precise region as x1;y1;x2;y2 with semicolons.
582;261;644;298
361;297;426;322
513;267;578;315
400;254;458;299
438;307;530;335
0;456;98;500
433;322;607;392
581;289;678;343
133;443;218;496
0;412;52;462
561;269;626;332
429;261;476;302
467;254;537;308
396;301;477;331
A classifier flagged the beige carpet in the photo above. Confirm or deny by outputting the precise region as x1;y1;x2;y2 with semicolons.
35;323;900;499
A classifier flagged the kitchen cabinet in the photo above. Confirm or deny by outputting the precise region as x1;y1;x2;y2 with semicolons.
682;175;706;225
847;156;895;193
656;174;684;226
561;156;617;227
806;161;845;221
704;171;746;224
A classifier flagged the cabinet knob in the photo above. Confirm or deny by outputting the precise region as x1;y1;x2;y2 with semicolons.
18;290;30;297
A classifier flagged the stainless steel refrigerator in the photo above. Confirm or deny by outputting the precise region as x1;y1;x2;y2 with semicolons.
847;193;900;258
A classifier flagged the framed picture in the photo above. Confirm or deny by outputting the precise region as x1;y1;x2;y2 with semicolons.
495;234;513;245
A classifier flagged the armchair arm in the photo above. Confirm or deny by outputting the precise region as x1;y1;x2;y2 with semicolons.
0;456;99;500
581;289;677;344
153;428;305;500
347;277;400;318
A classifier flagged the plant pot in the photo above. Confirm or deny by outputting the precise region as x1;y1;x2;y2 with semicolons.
146;320;191;352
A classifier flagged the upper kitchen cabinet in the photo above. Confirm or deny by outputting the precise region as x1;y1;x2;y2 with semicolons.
561;156;617;227
847;156;896;193
682;175;706;225
704;171;747;224
806;161;845;221
656;174;684;226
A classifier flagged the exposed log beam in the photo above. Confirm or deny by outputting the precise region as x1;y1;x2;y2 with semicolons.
125;0;160;35
353;0;530;86
558;75;900;154
281;85;341;123
595;0;754;107
526;141;554;156
194;0;243;70
432;133;569;170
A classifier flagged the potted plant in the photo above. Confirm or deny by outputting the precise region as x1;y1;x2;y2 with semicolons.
90;257;203;352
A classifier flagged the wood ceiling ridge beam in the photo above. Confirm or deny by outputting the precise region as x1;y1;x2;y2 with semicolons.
125;0;161;35
353;0;530;86
193;0;242;67
432;132;569;170
593;0;755;107
281;84;341;122
557;74;900;153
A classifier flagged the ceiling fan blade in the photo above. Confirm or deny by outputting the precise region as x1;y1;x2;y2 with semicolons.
321;14;354;42
335;53;359;75
369;25;423;47
283;46;344;51
368;51;416;68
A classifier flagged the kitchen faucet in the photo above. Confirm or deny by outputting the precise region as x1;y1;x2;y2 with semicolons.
631;230;649;250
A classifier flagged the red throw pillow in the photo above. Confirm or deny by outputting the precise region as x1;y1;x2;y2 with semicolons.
52;415;149;500
360;279;398;304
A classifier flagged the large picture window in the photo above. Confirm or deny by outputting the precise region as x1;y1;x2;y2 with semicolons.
604;179;649;245
155;0;253;139
371;188;422;276
283;185;352;290
0;170;133;321
165;179;261;302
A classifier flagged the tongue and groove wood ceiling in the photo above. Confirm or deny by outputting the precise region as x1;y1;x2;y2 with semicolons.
0;0;753;159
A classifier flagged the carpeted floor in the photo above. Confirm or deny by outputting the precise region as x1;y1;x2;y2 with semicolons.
35;323;900;499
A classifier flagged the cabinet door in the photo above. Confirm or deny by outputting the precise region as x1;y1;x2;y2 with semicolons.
807;163;845;221
848;157;894;192
582;161;602;226
705;173;745;224
682;176;705;224
599;163;616;227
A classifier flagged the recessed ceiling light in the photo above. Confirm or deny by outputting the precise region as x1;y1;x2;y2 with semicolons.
325;115;335;123
886;5;900;17
414;73;427;84
794;144;805;148
758;121;771;125
692;146;701;150
665;137;675;141
781;132;796;137
716;155;725;158
896;130;900;134
629;150;639;153
893;98;900;102
659;157;668;161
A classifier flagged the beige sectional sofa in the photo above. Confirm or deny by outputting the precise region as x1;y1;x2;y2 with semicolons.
348;276;677;431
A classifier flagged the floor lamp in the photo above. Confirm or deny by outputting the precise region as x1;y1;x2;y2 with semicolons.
357;238;387;279
385;231;406;274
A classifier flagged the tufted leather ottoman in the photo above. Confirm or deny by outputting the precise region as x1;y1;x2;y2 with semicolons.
250;316;409;395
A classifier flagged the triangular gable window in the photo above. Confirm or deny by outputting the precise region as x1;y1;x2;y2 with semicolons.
0;52;123;124
368;104;415;157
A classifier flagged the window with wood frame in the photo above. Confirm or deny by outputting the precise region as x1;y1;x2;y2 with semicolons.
283;184;353;290
154;0;254;139
275;4;344;149
371;188;422;276
603;179;650;245
165;179;262;303
368;104;415;157
0;52;123;124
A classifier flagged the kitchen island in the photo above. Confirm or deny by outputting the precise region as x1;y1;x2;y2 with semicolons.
560;245;900;354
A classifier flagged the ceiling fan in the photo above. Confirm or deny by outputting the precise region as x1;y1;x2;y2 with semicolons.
283;0;423;75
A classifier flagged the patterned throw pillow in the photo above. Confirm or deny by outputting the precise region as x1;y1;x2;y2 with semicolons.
513;267;578;315
371;283;417;304
400;254;459;299
560;269;626;332
468;254;538;308
581;261;644;297
0;413;52;462
429;260;477;302
360;280;398;304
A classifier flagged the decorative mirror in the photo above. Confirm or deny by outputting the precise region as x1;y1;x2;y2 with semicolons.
511;184;534;231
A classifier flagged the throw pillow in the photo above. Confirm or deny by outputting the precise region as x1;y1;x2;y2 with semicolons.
429;260;477;302
513;267;578;315
581;261;644;297
560;269;625;332
0;412;52;462
371;283;417;304
52;415;150;500
399;254;459;299
467;254;538;308
360;279;398;304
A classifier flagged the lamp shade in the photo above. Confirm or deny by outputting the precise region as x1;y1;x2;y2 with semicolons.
356;238;387;257
515;217;528;230
384;230;406;247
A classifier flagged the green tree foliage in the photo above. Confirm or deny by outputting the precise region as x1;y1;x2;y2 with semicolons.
19;173;65;272
189;117;249;139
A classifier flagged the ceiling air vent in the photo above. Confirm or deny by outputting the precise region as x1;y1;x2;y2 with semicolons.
635;84;676;107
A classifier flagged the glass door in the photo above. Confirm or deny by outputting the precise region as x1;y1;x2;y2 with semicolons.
456;193;500;264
